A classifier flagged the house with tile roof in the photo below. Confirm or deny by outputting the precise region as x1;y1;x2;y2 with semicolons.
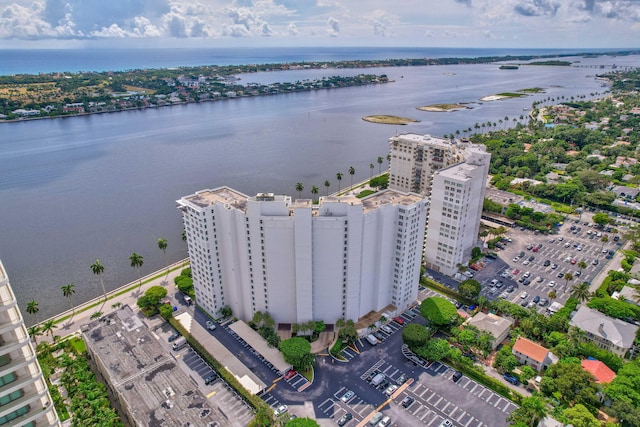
512;336;556;372
569;306;639;358
581;359;616;384
464;312;513;350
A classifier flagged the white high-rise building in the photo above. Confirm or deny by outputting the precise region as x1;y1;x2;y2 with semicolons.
423;147;491;276
0;260;60;427
388;133;466;196
177;187;428;324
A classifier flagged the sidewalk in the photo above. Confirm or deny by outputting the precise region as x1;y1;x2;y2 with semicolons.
39;259;189;343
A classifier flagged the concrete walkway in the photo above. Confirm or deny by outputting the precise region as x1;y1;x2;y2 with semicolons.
37;259;189;343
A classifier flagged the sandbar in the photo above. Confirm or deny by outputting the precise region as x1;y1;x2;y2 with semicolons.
362;115;418;125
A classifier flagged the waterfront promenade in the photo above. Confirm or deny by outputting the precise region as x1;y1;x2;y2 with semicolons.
36;259;190;343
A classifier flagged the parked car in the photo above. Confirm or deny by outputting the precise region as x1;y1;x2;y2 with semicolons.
384;384;398;396
503;374;520;385
377;416;391;427
284;369;297;380
392;317;405;325
275;405;288;415
506;285;515;293
204;374;217;385
401;396;415;408
340;390;355;402
205;320;216;331
381;325;393;333
167;332;180;342
396;373;408;385
452;370;463;382
520;291;528;299
337;413;353;427
533;295;540;303
548;281;555;287
369;413;383;426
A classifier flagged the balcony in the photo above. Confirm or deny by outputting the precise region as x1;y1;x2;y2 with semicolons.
0;351;37;379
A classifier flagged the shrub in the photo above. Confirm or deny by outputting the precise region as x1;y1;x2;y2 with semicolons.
420;297;459;326
402;324;431;349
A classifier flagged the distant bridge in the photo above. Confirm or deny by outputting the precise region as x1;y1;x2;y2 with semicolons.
572;64;638;71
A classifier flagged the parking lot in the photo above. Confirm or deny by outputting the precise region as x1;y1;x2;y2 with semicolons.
470;218;620;313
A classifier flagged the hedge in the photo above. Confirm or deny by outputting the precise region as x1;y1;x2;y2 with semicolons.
421;278;474;306
446;358;523;404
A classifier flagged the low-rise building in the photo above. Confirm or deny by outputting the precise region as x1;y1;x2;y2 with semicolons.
581;359;616;384
512;336;555;372
464;312;512;350
83;305;231;426
569;306;639;358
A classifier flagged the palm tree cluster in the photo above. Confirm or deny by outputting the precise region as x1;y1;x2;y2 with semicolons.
293;155;391;201
25;237;172;343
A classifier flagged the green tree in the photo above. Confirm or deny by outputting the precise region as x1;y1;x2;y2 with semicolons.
415;338;450;362
562;404;599;427
27;325;41;345
593;212;612;226
471;246;482;259
286;417;320;427
310;185;319;202
279;337;315;370
336;172;343;192
458;279;481;300
508;396;548;427
420;297;458;326
248;405;273;427
377;156;384;174
295;182;304;199
563;272;574;288
493;345;518;372
401;323;431;348
577;260;587;275
570;282;592;303
157;238;168;277
337;319;357;344
519;365;537;383
26;299;40;325
605;360;640;408
90;259;107;302
348;166;355;190
601;235;609;250
324;180;330;196
220;305;233;318
129;252;144;290
369;163;375;179
41;319;56;339
540;361;599;407
61;283;76;317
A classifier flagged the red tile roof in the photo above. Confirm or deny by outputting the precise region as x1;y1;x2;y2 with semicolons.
512;336;548;363
581;360;616;384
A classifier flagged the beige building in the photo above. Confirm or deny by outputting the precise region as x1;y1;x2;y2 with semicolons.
569;306;639;358
0;260;60;427
464;312;512;350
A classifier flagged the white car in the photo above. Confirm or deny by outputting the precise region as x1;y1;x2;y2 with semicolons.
520;291;528;299
384;384;398;396
381;325;393;334
275;405;288;415
513;257;520;262
548;281;556;287
523;260;530;266
206;321;216;331
340;390;354;402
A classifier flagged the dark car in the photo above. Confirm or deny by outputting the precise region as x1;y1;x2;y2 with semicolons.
521;300;528;307
523;279;531;286
519;251;525;258
401;396;415;408
397;373;408;385
452;371;463;382
503;374;520;385
543;260;551;267
533;295;540;303
337;413;353;426
373;332;385;341
506;285;515;293
526;245;534;250
168;332;180;342
528;256;535;262
204;374;217;385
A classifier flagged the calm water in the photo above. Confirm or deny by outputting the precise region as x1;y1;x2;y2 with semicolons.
1;49;638;321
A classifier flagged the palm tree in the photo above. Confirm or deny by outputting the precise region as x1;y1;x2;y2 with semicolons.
129;252;144;290
600;235;609;250
41;319;56;340
27;325;41;345
295;182;304;199
377;156;384;174
324;180;331;196
570;281;591;303
157;238;168;277
26;299;40;325
522;396;547;427
348;166;355;191
61;283;76;317
563;272;574;288
310;186;319;203
91;259;107;302
369;163;375;179
577;261;587;276
547;290;557;301
336;172;343;192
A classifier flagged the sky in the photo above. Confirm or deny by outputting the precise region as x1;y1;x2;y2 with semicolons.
0;0;639;49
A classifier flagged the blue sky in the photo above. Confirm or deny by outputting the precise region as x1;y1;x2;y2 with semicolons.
0;0;639;49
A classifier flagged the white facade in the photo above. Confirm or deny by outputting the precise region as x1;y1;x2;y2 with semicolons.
423;147;491;276
177;187;428;324
0;260;60;427
388;133;466;196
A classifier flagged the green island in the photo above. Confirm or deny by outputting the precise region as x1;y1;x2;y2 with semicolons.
499;65;519;70
362;115;418;125
1;49;639;122
517;87;545;93
528;60;572;66
417;103;470;112
480;92;528;101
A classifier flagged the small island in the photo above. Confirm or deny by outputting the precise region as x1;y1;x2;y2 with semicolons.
362;115;418;125
518;87;545;93
499;65;519;70
480;92;528;101
417;103;470;112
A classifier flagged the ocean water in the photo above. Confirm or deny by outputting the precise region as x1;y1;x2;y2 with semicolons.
0;46;621;76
